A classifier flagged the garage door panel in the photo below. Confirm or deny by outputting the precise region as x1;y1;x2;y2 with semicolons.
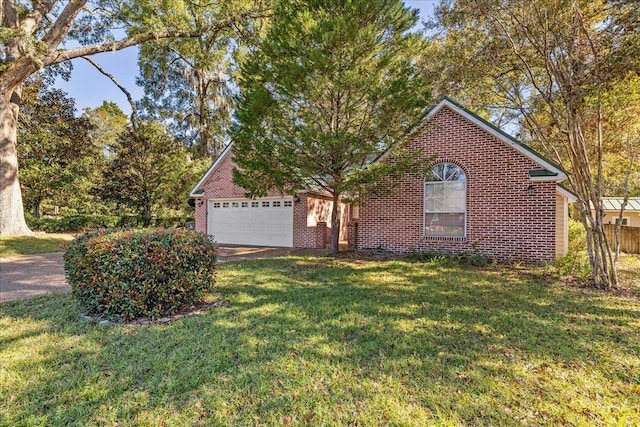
207;198;293;247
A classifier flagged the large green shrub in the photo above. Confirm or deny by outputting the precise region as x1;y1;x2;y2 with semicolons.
27;214;119;232
64;229;217;320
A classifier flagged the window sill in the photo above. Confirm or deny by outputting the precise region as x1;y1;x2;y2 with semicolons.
424;235;466;242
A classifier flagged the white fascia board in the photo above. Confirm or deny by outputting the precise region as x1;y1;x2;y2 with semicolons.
189;143;234;197
530;175;559;182
428;99;568;181
556;185;578;203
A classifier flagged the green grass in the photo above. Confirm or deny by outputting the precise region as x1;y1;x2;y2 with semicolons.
1;257;638;425
0;233;75;256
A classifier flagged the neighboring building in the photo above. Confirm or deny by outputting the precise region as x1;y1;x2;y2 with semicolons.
602;197;640;227
190;98;575;262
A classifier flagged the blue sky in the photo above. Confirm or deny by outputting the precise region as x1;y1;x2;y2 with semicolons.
55;1;436;115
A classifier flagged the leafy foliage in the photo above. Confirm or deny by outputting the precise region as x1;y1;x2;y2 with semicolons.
135;0;270;158
64;229;217;320
82;101;129;160
136;2;242;160
0;0;268;236
406;247;490;267
25;214;191;233
17;78;98;217
27;214;119;233
556;219;591;278
137;36;236;158
95;121;206;225
428;0;640;287
232;0;432;253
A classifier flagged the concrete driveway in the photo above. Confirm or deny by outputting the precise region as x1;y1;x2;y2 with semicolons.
0;245;324;303
0;252;68;303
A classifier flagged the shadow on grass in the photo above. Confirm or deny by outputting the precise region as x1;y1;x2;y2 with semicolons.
1;257;638;425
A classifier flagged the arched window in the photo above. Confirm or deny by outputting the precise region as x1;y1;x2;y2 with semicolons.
424;163;466;237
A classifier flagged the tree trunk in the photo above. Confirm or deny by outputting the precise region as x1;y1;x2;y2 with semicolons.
573;175;618;289
141;203;152;227
0;90;34;236
33;199;41;219
328;191;341;255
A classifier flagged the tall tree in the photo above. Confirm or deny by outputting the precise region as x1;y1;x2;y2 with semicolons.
97;121;200;225
17;78;96;217
231;0;431;254
429;0;640;288
137;28;235;158
0;0;267;236
83;101;129;160
136;0;268;158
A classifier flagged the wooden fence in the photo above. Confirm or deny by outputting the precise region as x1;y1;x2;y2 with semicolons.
603;224;640;254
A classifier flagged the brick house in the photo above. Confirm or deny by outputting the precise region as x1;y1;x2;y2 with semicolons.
353;98;575;262
190;142;348;249
190;98;575;262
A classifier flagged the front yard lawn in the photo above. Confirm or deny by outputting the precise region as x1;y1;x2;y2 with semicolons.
1;257;638;425
0;233;75;256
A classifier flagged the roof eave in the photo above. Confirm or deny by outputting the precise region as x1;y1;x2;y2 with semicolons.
189;143;234;197
430;98;568;180
530;175;564;182
529;169;567;182
556;185;578;202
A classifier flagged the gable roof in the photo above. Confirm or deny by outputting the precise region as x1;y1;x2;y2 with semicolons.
602;197;640;212
191;98;569;197
189;143;234;197
423;97;567;181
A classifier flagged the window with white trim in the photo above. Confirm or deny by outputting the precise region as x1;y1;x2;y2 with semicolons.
252;201;259;207
241;202;249;208
613;217;629;226
284;200;293;207
273;201;281;207
424;163;466;237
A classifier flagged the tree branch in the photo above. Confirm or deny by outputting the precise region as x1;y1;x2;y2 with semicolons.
43;9;269;67
19;0;58;35
2;0;18;28
82;56;138;131
42;0;87;49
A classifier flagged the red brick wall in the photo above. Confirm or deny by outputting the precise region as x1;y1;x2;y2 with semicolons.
357;106;557;263
195;200;207;234
293;193;333;248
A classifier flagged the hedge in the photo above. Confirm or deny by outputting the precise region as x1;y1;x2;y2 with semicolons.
64;229;217;320
27;214;191;232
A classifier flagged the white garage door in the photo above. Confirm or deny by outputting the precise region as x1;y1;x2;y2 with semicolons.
207;197;294;247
